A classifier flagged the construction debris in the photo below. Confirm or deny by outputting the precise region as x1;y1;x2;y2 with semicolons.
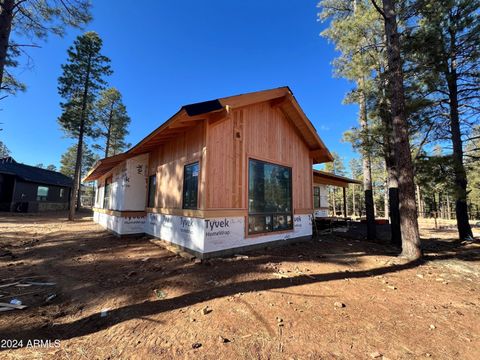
0;277;57;311
0;302;27;310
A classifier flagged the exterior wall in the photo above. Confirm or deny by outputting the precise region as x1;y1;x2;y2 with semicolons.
0;174;14;211
94;154;149;211
144;213;312;257
120;154;149;210
206;102;313;212
202;214;312;254
92;153;149;234
94;211;146;235
7;179;70;212
92;101;315;256
148;122;205;210
145;213;205;253
94;181;105;209
313;183;329;218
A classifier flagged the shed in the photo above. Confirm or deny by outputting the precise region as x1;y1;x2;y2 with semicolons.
0;157;73;212
85;86;334;258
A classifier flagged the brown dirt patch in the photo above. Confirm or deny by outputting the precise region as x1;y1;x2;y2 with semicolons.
0;213;479;359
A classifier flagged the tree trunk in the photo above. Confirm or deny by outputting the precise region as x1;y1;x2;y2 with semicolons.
332;187;337;216
384;125;401;247
76;161;82;211
446;194;451;220
378;63;402;246
416;184;423;218
359;85;376;240
68;55;92;221
381;0;421;259
445;26;473;239
0;0;14;92
353;185;356;217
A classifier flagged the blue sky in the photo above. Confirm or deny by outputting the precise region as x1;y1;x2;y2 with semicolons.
1;0;359;172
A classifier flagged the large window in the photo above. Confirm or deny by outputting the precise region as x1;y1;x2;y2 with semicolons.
182;162;199;209
37;186;49;201
147;174;156;208
103;177;112;209
313;186;320;209
248;159;292;234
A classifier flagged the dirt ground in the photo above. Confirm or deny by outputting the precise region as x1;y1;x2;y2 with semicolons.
0;212;479;360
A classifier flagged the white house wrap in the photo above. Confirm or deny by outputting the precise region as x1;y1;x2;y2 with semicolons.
86;87;336;258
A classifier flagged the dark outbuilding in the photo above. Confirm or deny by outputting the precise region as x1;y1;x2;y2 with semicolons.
0;157;73;212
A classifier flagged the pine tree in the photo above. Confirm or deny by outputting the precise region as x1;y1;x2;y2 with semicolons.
0;140;9;157
93;87;131;157
319;0;379;238
58;31;111;220
349;158;363;217
0;0;91;97
60;143;98;179
370;0;422;259
409;0;478;240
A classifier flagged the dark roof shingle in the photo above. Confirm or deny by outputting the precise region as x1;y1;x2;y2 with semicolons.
0;157;73;187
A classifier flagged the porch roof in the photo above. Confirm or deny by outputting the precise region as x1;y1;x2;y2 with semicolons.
313;169;361;188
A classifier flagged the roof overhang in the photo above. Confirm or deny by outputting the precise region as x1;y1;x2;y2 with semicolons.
84;87;334;181
313;169;361;188
82;153;129;182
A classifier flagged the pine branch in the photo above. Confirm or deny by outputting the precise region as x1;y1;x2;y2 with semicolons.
369;0;386;19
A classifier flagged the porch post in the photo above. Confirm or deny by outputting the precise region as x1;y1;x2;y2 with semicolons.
343;187;347;218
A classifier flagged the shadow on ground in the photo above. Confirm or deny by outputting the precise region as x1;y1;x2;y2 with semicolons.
0;213;478;346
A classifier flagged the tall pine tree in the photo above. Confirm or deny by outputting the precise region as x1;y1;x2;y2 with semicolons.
319;0;379;239
93;87;131;158
58;31;111;220
409;0;478;240
370;0;422;259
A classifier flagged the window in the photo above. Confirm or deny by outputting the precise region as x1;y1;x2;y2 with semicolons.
248;159;292;234
313;186;320;209
60;188;65;198
182;162;199;209
103;177;112;209
37;186;49;201
147;174;156;208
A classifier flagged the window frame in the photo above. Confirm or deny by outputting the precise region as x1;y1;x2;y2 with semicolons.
182;161;200;210
313;186;321;209
36;185;49;202
147;174;157;208
103;176;112;210
247;158;293;235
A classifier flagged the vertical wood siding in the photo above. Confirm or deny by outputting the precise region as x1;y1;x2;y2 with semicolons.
206;102;313;211
148;122;205;209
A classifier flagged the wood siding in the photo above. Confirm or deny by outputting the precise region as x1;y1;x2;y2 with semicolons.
148;122;205;209
206;102;313;211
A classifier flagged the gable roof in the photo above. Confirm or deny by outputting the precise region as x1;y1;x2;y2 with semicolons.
84;86;334;181
0;157;73;187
